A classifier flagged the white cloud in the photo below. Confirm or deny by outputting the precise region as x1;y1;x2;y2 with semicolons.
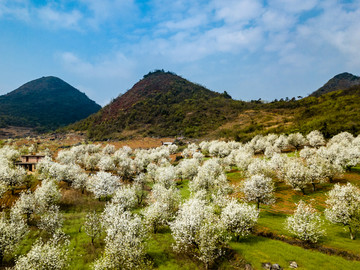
211;0;264;24
59;51;136;79
37;5;83;30
268;0;319;13
0;0;30;21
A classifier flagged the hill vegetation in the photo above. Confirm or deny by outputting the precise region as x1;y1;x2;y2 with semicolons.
67;70;246;140
0;76;101;132
310;72;360;97
66;70;360;141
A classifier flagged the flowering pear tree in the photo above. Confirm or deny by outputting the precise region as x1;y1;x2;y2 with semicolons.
98;155;116;172
87;171;121;200
221;199;259;239
143;183;181;232
72;172;89;194
111;185;138;211
305;155;328;191
0;211;28;263
12;191;36;223
38;205;63;234
13;233;69;270
242;174;275;209
286;200;325;243
284;160;308;195
102;144;116;155
190;159;231;196
0;165;26;195
154;165;177;188
288;132;307;151
170;198;228;269
96;207;149;270
84;211;102;245
176;158;199;181
306;130;325;148
325;183;360;240
34;179;61;212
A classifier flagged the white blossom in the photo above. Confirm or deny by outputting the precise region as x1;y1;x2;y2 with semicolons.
325;183;360;240
286;200;324;243
14;233;69;270
221;199;259;238
306;130;325;148
242;174;275;209
38;205;63;234
0;211;28;263
84;211;102;244
87;171;121;200
34;179;61;212
190;159;231;196
170;198;228;268
288;133;307;151
284;159;308;194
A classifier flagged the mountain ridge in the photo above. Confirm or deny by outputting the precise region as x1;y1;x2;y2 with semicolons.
67;70;242;139
310;72;360;97
66;70;360;141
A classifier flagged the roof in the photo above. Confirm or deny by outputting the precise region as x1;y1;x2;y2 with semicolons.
20;155;45;157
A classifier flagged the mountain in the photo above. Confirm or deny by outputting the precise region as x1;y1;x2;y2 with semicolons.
67;70;245;140
310;72;360;97
67;70;360;141
0;76;101;132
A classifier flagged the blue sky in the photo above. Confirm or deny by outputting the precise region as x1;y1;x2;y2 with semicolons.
0;0;359;106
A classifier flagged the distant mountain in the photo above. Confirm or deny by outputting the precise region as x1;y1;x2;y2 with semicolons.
0;76;101;132
310;72;360;97
67;70;243;140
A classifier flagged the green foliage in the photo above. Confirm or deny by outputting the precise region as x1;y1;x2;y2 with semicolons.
0;76;101;132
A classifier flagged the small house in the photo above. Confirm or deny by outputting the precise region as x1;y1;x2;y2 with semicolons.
15;155;45;172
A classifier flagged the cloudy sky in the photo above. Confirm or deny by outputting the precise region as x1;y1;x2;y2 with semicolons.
0;0;359;106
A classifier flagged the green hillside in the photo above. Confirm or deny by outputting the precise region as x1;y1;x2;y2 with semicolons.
66;71;360;141
0;76;101;132
67;70;248;140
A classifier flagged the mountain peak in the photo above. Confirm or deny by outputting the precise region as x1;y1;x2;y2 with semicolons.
310;72;360;97
102;70;218;116
8;76;77;96
69;70;235;139
0;76;101;131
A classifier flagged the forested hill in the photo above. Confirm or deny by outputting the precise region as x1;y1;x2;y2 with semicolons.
310;72;360;97
67;70;246;140
0;76;101;132
66;70;360;141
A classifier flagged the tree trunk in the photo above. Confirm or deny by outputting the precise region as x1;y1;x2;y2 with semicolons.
349;227;356;240
257;200;260;210
312;183;316;192
301;188;306;195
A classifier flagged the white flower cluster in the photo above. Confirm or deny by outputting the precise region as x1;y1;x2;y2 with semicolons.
286;200;324;243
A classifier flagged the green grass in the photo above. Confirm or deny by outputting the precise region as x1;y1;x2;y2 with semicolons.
177;179;191;200
147;231;200;270
351;167;360;173
258;210;360;256
230;236;360;270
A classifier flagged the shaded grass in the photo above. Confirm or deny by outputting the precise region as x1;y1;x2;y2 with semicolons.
177;179;191;200
147;231;200;270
